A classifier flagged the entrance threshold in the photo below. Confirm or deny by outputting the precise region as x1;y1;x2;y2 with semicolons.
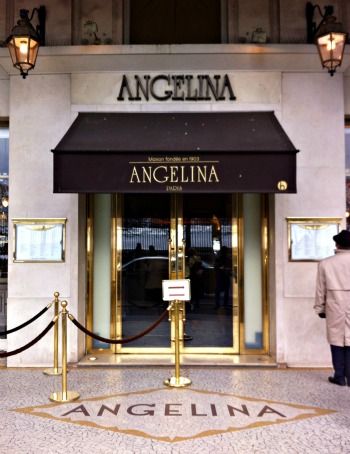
78;353;277;368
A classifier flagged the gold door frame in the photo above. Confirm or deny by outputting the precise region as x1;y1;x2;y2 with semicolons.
86;197;94;353
238;195;270;355
181;194;239;354
114;194;173;354
112;193;122;354
86;193;268;356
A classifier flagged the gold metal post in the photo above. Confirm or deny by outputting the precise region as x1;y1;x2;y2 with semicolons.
43;291;62;376
164;300;192;388
50;301;80;402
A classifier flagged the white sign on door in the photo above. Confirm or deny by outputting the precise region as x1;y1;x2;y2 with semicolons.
162;279;191;301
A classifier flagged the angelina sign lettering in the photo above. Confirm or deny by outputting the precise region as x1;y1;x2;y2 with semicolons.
117;74;236;102
128;156;220;192
53;151;296;193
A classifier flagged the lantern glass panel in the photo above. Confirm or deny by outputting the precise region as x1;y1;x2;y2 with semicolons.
27;40;39;66
7;39;17;66
9;35;39;72
317;32;346;70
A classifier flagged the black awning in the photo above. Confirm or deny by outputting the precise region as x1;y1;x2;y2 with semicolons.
52;111;298;193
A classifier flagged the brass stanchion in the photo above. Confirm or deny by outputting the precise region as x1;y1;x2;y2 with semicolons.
164;300;192;388
44;291;62;376
50;301;80;402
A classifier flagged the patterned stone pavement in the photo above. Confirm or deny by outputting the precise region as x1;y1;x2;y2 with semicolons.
0;366;350;453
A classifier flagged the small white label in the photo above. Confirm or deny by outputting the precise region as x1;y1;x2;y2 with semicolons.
162;279;191;301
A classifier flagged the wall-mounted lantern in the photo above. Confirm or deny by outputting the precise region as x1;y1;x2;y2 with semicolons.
306;2;348;76
6;6;46;79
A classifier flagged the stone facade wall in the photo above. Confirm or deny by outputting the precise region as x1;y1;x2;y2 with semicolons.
1;0;349;46
0;0;348;367
278;73;345;365
2;66;340;367
6;74;83;366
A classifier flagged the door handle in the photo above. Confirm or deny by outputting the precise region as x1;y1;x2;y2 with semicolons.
168;238;176;277
168;238;186;278
177;239;186;279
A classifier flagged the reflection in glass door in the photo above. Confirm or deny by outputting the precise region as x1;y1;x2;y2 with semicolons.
182;194;238;351
117;193;238;353
119;194;171;349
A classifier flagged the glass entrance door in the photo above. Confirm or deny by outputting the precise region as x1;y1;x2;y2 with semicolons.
116;193;238;353
87;193;269;356
181;194;238;352
119;194;171;350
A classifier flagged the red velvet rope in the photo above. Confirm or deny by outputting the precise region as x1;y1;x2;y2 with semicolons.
69;309;169;344
0;305;49;337
0;320;55;358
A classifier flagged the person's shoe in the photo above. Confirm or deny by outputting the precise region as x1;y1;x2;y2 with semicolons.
328;376;346;386
183;333;193;341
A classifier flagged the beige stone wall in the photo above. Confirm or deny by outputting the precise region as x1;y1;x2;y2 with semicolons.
13;0;72;45
280;0;344;43
277;73;345;366
230;0;348;44
237;0;271;43
6;74;84;366
80;0;113;45
72;0;123;45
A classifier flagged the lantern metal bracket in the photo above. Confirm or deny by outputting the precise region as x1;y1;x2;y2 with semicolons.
20;6;46;46
305;2;348;76
306;2;334;44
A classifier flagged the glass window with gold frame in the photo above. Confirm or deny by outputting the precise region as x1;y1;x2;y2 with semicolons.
287;218;342;262
13;218;66;262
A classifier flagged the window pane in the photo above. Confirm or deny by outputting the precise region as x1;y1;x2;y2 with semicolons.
92;194;112;348
130;0;221;44
243;194;263;349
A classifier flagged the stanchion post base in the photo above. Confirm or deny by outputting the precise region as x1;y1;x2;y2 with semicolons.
49;391;80;402
43;368;62;376
164;376;192;388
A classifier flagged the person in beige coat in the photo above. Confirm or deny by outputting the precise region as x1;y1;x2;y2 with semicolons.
314;229;350;386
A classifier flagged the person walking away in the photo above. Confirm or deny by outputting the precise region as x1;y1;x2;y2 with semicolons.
314;229;350;386
215;246;231;308
188;248;203;310
145;245;166;304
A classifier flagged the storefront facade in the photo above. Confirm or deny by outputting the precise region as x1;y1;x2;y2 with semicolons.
52;107;296;360
0;4;349;367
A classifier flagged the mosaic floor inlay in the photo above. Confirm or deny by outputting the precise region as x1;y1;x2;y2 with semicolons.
15;387;335;443
1;367;350;453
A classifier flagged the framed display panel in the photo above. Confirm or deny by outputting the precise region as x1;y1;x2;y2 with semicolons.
13;218;67;262
287;217;342;262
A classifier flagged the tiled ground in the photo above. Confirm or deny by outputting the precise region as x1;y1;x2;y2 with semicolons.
0;366;350;453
